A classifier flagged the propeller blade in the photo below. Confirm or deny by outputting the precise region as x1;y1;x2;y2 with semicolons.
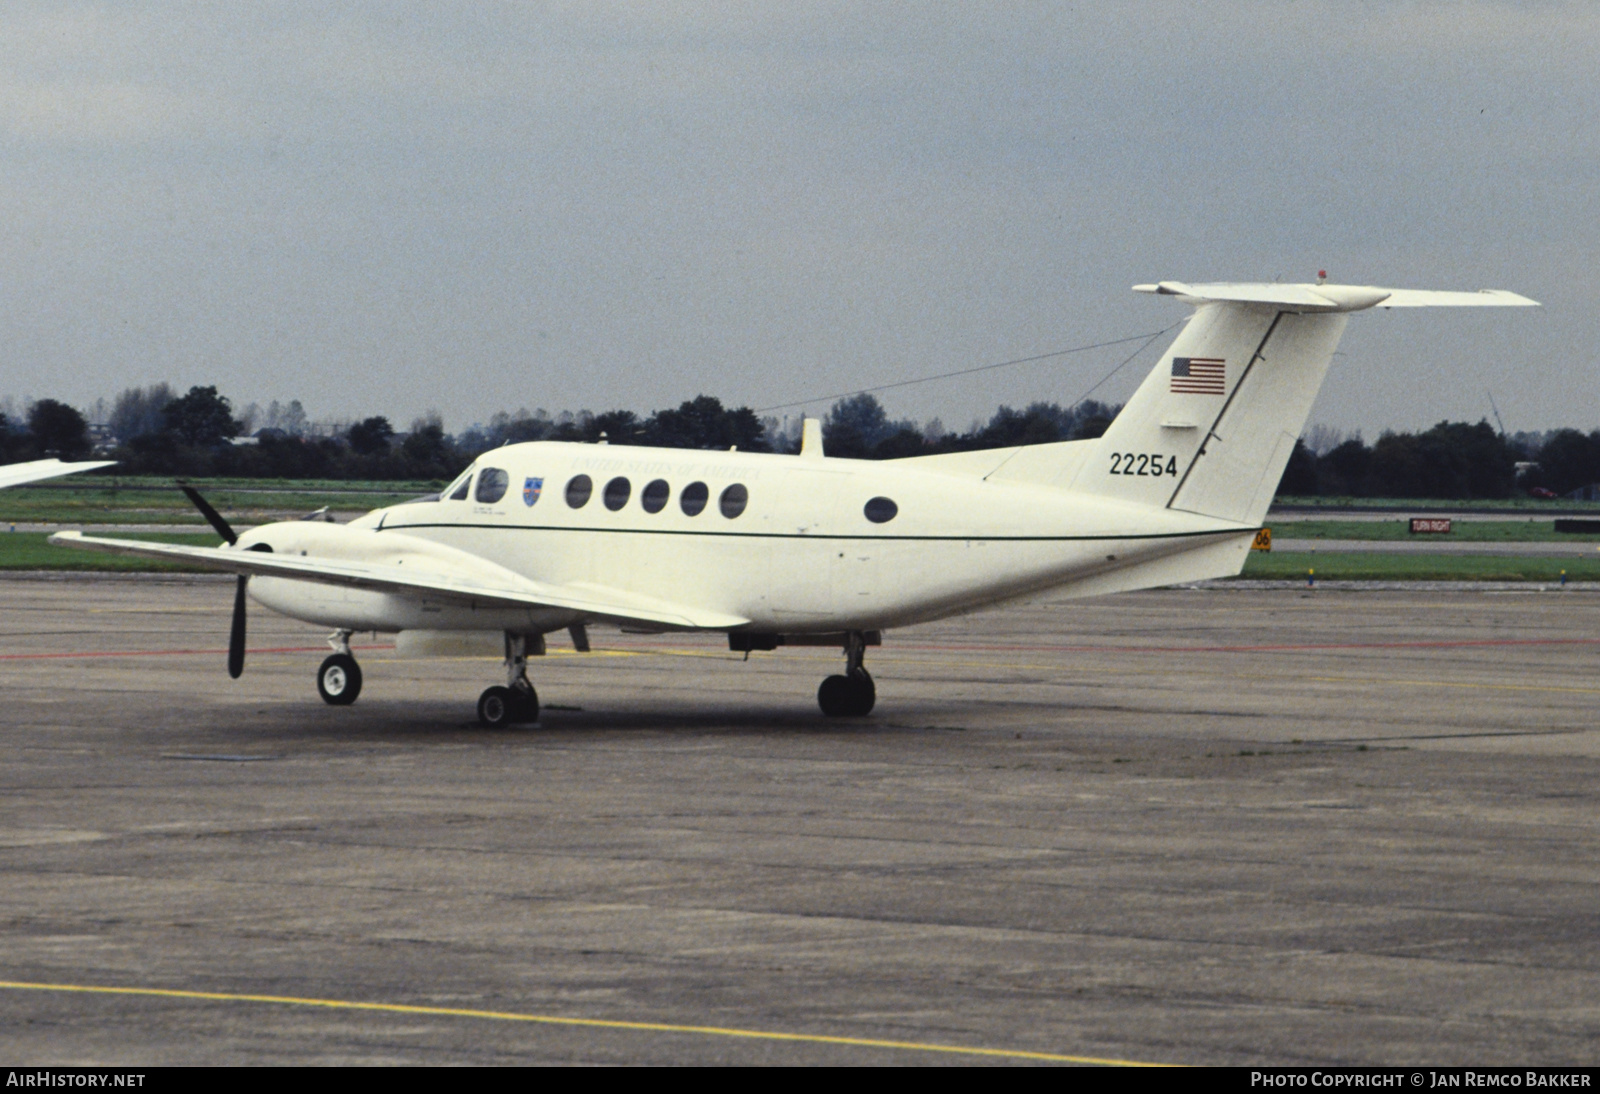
177;481;238;545
227;575;247;679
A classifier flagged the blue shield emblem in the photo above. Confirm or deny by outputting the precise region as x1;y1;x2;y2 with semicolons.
523;477;543;506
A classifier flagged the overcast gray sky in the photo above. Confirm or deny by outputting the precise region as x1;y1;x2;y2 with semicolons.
0;2;1590;437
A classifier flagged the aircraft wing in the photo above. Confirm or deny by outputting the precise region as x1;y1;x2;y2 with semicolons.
0;459;117;489
47;530;749;631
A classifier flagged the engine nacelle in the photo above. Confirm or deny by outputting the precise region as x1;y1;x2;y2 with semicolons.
236;520;578;634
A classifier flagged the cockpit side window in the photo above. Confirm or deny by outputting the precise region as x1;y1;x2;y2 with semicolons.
447;471;473;501
475;467;509;504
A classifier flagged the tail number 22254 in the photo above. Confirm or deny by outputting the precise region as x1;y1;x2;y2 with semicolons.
1109;453;1178;477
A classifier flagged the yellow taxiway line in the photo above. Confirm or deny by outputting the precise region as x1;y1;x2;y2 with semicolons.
0;979;1171;1066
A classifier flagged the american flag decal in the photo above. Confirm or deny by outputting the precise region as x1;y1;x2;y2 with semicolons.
1170;357;1226;394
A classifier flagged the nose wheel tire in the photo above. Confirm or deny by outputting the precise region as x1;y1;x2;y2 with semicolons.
514;686;540;724
479;685;539;728
818;669;875;717
317;653;362;706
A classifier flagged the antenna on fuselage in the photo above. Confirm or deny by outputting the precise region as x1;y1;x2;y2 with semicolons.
799;417;824;459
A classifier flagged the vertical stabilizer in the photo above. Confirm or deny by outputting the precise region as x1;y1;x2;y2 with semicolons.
1063;302;1341;526
1051;280;1536;527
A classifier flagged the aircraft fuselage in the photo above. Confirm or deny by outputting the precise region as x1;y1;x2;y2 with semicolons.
244;440;1251;636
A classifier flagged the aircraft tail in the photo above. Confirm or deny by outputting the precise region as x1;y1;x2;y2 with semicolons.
990;280;1537;526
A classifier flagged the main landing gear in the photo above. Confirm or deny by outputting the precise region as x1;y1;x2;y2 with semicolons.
477;632;541;729
817;631;875;717
317;630;362;706
312;629;550;728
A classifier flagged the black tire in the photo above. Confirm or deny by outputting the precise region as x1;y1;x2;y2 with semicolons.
478;685;516;728
846;668;876;716
819;674;870;716
317;653;362;706
511;685;540;724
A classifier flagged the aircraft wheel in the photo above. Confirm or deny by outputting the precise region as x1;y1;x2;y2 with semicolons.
511;685;540;724
846;668;876;716
817;674;850;716
478;685;518;729
317;653;362;706
818;670;874;717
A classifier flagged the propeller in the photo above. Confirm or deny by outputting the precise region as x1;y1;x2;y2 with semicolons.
177;481;247;679
228;576;247;679
178;482;237;544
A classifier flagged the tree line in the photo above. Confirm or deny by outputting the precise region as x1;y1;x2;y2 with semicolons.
5;382;1600;499
0;384;1119;483
1280;421;1600;500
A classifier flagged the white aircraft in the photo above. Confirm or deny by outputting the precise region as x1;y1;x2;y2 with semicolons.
50;280;1537;726
0;458;116;490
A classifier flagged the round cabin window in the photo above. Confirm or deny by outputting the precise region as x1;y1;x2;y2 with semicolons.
680;481;709;516
863;496;898;523
641;479;670;513
719;483;749;519
603;476;631;511
565;474;593;508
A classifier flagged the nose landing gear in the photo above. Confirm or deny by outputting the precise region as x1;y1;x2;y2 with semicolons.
317;630;362;705
478;632;542;728
817;631;875;717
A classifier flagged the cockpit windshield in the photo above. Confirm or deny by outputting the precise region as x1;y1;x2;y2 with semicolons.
446;470;473;501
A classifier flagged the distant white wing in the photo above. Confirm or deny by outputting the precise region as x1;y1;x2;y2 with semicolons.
0;459;116;489
48;531;750;631
1134;281;1539;312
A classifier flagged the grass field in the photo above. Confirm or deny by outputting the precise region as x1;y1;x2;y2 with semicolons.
1269;520;1600;542
0;477;442;525
4;478;1598;581
1241;550;1600;582
12;473;445;492
1274;495;1600;511
0;532;221;571
4;530;1596;581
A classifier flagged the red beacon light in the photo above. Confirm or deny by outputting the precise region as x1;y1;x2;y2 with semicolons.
1317;269;1328;283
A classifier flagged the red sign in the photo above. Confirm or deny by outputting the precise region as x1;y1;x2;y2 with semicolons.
1409;518;1452;534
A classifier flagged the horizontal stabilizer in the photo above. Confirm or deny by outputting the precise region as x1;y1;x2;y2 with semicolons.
47;530;749;631
1133;281;1539;312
